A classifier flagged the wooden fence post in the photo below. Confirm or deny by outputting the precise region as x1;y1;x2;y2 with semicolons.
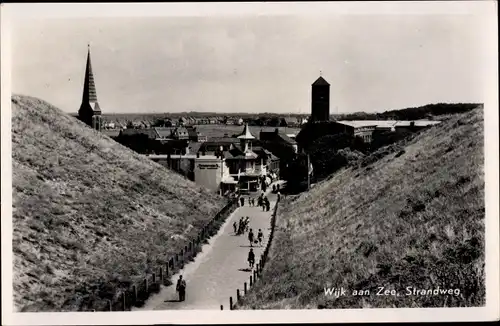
237;289;240;302
244;282;247;294
144;278;149;294
159;266;163;283
250;275;253;287
220;305;223;310
230;296;233;310
108;300;112;311
152;273;156;285
122;292;126;311
253;270;257;281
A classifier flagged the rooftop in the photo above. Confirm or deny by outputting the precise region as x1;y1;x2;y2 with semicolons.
312;76;330;86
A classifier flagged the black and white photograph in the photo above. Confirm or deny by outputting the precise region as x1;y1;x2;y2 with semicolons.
1;1;498;324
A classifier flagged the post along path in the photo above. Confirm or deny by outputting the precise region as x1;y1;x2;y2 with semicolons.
134;182;283;310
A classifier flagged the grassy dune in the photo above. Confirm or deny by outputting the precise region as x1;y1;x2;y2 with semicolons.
11;95;227;312
239;106;484;309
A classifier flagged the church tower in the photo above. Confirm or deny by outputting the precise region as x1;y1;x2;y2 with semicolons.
311;75;330;122
78;45;102;131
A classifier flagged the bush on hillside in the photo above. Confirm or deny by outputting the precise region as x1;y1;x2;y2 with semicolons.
337;103;481;121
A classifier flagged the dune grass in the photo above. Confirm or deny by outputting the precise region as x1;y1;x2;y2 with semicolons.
11;95;227;312
238;106;484;309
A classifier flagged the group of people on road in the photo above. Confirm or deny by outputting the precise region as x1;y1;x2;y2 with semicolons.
237;190;274;211
234;216;250;235
173;184;284;304
258;193;271;212
247;228;264;247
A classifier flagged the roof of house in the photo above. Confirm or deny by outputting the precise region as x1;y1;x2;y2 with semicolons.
277;132;297;145
188;142;203;154
173;126;189;134
154;127;174;138
312;76;330;86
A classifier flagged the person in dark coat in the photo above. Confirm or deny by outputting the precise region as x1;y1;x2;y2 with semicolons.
233;221;237;234
240;196;245;207
257;229;264;246
265;197;270;211
176;275;187;302
248;229;255;247
247;248;255;268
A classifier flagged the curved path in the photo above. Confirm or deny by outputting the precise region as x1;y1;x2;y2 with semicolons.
133;181;283;311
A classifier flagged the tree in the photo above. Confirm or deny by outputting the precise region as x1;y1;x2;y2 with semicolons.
279;118;288;127
268;117;280;127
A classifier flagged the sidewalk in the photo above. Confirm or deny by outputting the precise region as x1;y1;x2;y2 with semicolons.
134;181;284;310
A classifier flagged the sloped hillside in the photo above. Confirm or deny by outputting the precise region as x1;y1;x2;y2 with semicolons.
11;95;227;312
239;106;484;309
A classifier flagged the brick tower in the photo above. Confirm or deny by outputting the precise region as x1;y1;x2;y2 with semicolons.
311;75;330;122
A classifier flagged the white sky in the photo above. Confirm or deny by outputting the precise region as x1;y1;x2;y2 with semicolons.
7;2;494;114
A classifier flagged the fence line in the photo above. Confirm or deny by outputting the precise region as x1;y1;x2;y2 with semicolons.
226;198;280;310
101;198;238;311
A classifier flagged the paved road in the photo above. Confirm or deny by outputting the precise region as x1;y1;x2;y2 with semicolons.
134;182;282;311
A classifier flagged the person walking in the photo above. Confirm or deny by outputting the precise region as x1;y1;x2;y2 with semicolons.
233;221;237;234
240;196;245;207
247;248;255;268
238;217;244;235
176;275;187;302
248;228;255;247
257;229;264;246
277;191;281;202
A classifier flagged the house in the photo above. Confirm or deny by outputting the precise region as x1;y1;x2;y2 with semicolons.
171;126;190;140
187;127;208;142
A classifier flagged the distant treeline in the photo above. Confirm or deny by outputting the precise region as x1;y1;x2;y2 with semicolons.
337;103;482;121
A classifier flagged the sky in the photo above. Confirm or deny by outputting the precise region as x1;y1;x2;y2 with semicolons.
9;4;493;114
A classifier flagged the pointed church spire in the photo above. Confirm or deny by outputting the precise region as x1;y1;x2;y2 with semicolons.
82;44;99;106
79;44;102;130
